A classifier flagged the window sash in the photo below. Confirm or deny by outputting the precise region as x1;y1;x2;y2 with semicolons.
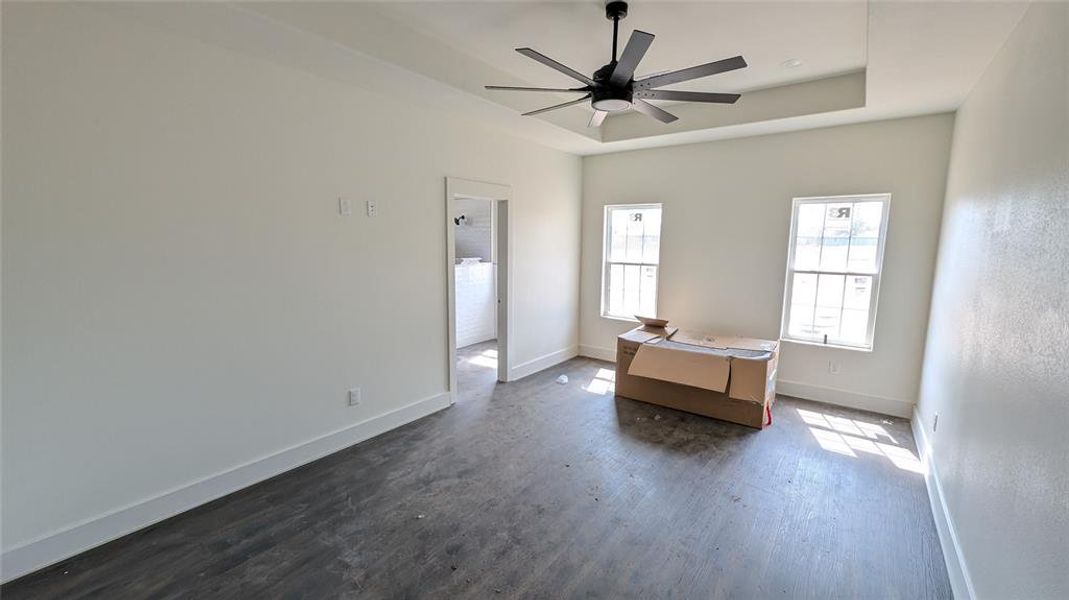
781;195;890;350
604;263;658;319
602;204;662;319
783;270;881;346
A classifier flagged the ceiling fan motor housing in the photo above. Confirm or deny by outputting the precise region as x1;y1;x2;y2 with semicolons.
592;63;633;112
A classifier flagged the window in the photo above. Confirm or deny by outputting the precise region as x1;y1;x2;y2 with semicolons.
781;194;890;350
602;204;662;320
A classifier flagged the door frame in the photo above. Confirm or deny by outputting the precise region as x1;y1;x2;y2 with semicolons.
445;177;513;401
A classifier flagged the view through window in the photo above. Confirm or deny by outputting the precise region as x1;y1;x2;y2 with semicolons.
602;204;662;320
782;195;890;349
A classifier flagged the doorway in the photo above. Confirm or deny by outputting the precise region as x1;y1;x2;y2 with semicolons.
445;178;511;404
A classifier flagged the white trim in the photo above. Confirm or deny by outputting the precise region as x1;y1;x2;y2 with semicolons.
0;392;452;584
780;338;873;353
578;344;616;362
508;347;578;381
776;379;913;418
780;193;891;351
600;203;663;321
912;408;975;600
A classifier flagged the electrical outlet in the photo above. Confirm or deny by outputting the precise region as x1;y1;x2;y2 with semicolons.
338;197;352;216
932;412;939;432
828;360;841;375
348;387;362;407
366;200;377;217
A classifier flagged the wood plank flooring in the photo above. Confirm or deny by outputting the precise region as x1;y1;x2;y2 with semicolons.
3;341;951;598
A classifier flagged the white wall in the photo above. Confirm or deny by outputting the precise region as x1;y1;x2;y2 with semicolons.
0;3;580;575
454;262;496;348
453;197;493;261
580;114;954;417
916;4;1068;599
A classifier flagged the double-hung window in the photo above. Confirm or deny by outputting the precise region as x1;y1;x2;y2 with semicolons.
782;194;890;350
602;204;662;320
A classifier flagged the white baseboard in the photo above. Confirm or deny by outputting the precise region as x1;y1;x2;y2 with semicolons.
0;392;452;584
912;408;975;600
578;344;616;362
509;346;578;381
775;379;913;418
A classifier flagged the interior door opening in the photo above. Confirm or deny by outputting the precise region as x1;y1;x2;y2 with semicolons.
446;178;511;404
453;196;498;397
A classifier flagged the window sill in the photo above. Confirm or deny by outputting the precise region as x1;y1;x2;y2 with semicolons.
601;314;640;324
781;338;873;353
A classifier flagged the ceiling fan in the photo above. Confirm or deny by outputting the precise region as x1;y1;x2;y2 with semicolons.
485;0;747;127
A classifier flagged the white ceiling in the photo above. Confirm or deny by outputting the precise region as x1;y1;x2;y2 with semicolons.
376;2;868;94
100;1;1030;155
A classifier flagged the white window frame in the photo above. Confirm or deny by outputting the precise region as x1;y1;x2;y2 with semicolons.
601;203;663;321
780;193;891;351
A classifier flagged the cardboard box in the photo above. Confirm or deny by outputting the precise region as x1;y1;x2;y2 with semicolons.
615;326;779;429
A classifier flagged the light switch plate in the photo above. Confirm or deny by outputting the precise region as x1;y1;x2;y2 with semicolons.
338;197;352;216
348;387;361;406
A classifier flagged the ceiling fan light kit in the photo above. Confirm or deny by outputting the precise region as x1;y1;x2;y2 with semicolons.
485;1;747;127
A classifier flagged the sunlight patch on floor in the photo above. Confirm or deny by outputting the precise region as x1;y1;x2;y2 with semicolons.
584;367;616;395
800;408;923;474
466;354;497;369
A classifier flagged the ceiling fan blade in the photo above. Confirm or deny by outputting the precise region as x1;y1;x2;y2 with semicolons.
485;85;591;93
522;94;592;117
610;30;655;86
634;90;741;104
634;55;747;90
588;110;608;128
516;48;596;87
631;99;678;124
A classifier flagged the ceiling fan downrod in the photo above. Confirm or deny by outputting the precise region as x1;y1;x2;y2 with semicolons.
606;1;629;63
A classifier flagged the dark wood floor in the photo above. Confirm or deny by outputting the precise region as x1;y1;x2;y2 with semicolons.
4;341;951;599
